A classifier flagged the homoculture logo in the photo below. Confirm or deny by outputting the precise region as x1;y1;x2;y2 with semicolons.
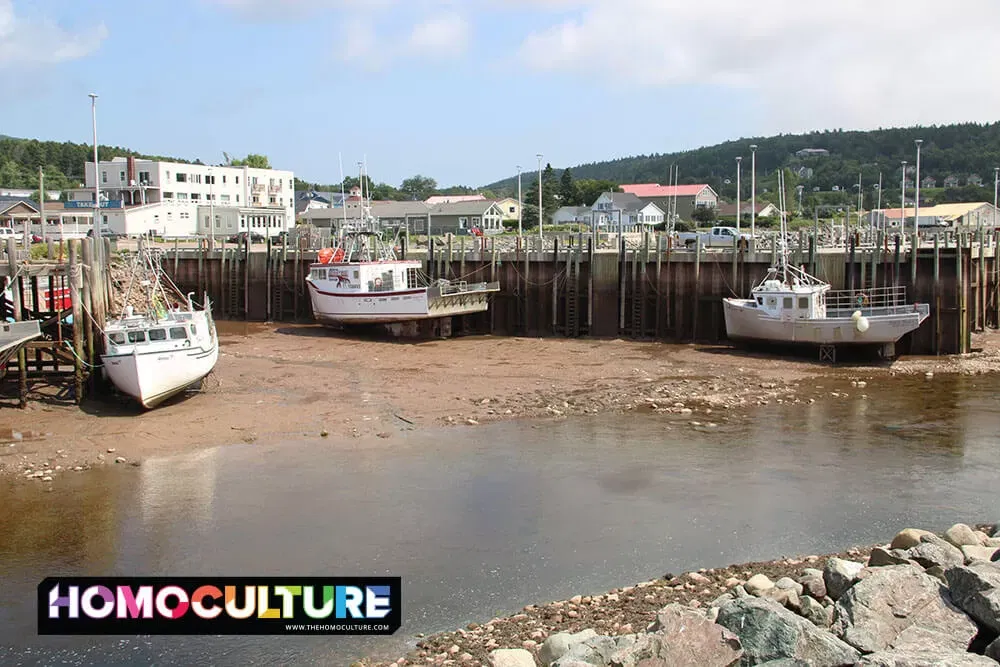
38;577;401;635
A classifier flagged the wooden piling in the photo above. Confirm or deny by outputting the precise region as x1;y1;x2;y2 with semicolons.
655;234;663;338
978;229;986;332
243;233;250;319
933;235;940;355
80;240;95;391
587;235;594;333
958;234;966;353
68;241;84;403
911;232;918;286
894;235;901;288
447;233;454;279
618;236;626;333
523;235;531;333
5;238;27;406
459;236;466;280
693;236;702;341
848;235;856;292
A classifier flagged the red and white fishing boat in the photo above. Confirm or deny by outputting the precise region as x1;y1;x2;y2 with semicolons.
305;226;499;336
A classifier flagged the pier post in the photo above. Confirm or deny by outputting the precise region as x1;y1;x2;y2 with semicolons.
911;232;918;286
848;235;856;292
978;229;986;331
243;233;250;319
80;239;96;390
6;238;27;406
221;245;228;317
68;241;84;403
447;233;454;279
894;235;901;289
490;237;496;334
641;232;650;336
618;236;626;333
693;236;702;342
958;234;966;353
459;235;466;281
933;235;940;355
523;234;530;334
587;235;594;334
552;237;559;334
655;233;663;339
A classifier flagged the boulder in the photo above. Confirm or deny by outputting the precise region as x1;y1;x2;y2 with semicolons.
986;636;1000;662
868;547;914;567
823;558;865;601
606;605;743;666
761;586;799;610
487;648;537;667
775;578;804;596
830;564;977;654
859;648;999;666
890;529;933;550
716;596;860;666
961;545;1000;564
552;635;636;667
797;595;833;628
944;561;1000;633
755;661;811;666
745;574;776;596
540;629;599;666
907;534;965;570
797;569;827;599
944;523;981;548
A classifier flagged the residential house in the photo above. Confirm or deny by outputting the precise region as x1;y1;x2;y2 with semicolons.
943;175;961;188
871;202;999;229
716;202;780;219
794;166;814;180
294;190;346;218
619;183;719;220
427;200;506;235
590;192;664;231
551;206;592;226
1;197;94;238
494;197;520;221
968;174;984;187
424;194;487;205
921;176;937;189
370;201;431;231
795;148;830;158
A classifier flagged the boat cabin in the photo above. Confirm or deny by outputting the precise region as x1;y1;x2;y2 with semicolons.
104;311;202;355
751;279;829;320
308;260;423;294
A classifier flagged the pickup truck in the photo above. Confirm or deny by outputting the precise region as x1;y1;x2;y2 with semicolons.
676;226;751;249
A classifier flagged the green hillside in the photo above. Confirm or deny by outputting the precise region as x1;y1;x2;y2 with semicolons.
484;122;1000;210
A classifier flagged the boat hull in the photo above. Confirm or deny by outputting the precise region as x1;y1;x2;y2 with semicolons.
723;298;930;346
102;341;218;409
306;282;499;325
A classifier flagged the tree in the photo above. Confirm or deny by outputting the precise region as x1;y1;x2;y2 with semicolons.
230;154;271;169
400;175;437;201
576;179;621;208
522;164;559;228
559;167;578;205
691;207;717;224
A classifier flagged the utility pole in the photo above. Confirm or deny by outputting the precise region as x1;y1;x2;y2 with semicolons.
516;165;522;237
735;157;742;235
89;93;100;237
876;171;883;233
914;139;923;240
750;144;758;240
536;154;543;239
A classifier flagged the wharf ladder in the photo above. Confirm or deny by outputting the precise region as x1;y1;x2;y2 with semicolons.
631;265;643;338
270;252;284;320
228;253;241;318
565;254;579;337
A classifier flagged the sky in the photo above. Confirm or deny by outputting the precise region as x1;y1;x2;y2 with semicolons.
2;0;1000;189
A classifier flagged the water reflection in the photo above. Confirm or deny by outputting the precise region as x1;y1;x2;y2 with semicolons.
0;374;998;666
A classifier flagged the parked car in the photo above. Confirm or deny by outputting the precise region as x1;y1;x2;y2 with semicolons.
676;226;751;249
0;227;23;242
227;232;265;244
31;234;43;243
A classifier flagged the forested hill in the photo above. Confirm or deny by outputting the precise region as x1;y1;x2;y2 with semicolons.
0;136;190;192
484;122;1000;204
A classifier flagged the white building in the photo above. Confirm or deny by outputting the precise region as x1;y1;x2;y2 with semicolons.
71;156;295;238
591;192;664;230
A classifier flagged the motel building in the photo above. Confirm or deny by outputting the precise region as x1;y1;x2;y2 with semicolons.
66;156;294;239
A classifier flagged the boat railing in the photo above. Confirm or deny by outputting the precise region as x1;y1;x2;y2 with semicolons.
428;280;501;297
825;285;916;315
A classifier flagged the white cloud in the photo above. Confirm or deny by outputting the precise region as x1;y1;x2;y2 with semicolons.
514;0;1000;132
334;10;471;67
405;13;469;59
0;0;108;68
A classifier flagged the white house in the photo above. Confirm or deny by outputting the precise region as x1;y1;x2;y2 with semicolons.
70;156;294;238
552;206;592;226
591;192;665;230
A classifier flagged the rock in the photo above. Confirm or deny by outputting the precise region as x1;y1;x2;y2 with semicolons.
961;545;1000;564
687;572;711;585
797;595;833;628
761;586;798;610
551;635;635;667
891;529;933;550
775;577;804;596
114;456;126;464
973;531;992;545
944;523;981;548
869;547;914;567
716;597;859;667
733;585;750;599
622;603;742;666
724;577;743;589
797;570;827;599
539;629;598;666
986;636;1000;662
823;558;865;601
907;539;965;570
830;564;977;654
745;574;776;596
944;561;1000;633
487;648;535;667
860;648;1000;666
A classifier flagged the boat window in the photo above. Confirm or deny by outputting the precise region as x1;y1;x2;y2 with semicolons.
191;324;198;336
756;297;763;305
148;329;167;341
128;331;146;343
169;327;187;340
783;297;793;309
798;297;809;309
108;332;125;344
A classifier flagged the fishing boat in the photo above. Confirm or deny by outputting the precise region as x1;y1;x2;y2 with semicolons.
101;249;218;409
722;171;929;361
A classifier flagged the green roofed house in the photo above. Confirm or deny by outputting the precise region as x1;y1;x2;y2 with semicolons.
427;200;506;235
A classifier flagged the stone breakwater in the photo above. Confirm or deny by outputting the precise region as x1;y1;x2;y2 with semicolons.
360;523;1000;667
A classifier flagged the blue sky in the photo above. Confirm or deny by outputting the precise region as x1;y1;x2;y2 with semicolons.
2;0;998;189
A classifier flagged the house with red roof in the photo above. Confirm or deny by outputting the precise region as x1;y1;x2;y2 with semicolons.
619;183;719;221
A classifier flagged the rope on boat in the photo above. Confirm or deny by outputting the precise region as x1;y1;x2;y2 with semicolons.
62;340;103;368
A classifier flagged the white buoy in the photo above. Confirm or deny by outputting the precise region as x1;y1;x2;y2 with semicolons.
851;310;862;321
856;316;870;333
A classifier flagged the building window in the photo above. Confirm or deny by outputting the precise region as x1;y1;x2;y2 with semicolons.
269;196;276;205
176;173;187;183
220;194;230;202
509;206;515;213
193;174;202;184
177;193;188;200
236;195;240;203
235;176;239;184
191;193;200;201
139;171;151;184
101;171;107;183
163;192;173;199
458;217;467;229
119;170;126;182
222;175;226;184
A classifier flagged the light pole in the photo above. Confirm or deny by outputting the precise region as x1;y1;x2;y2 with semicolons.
89;93;100;237
749;144;758;240
900;161;907;235
914;139;923;240
735;156;742;235
994;167;999;231
516;165;522;237
536;154;543;239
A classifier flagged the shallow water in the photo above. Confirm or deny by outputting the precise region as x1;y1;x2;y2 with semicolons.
1;373;999;665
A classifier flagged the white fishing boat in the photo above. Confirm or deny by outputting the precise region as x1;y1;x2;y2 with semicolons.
101;250;218;409
723;171;929;361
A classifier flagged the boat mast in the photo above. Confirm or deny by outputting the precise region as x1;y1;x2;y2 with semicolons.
777;168;789;285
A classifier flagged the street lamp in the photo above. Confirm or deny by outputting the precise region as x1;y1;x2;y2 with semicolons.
749;144;758;240
914;139;923;240
735;156;742;235
900;160;907;235
516;165;522;237
536;154;543;239
89;93;100;237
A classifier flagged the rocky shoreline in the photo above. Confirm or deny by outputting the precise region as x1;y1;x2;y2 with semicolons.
358;523;1000;667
